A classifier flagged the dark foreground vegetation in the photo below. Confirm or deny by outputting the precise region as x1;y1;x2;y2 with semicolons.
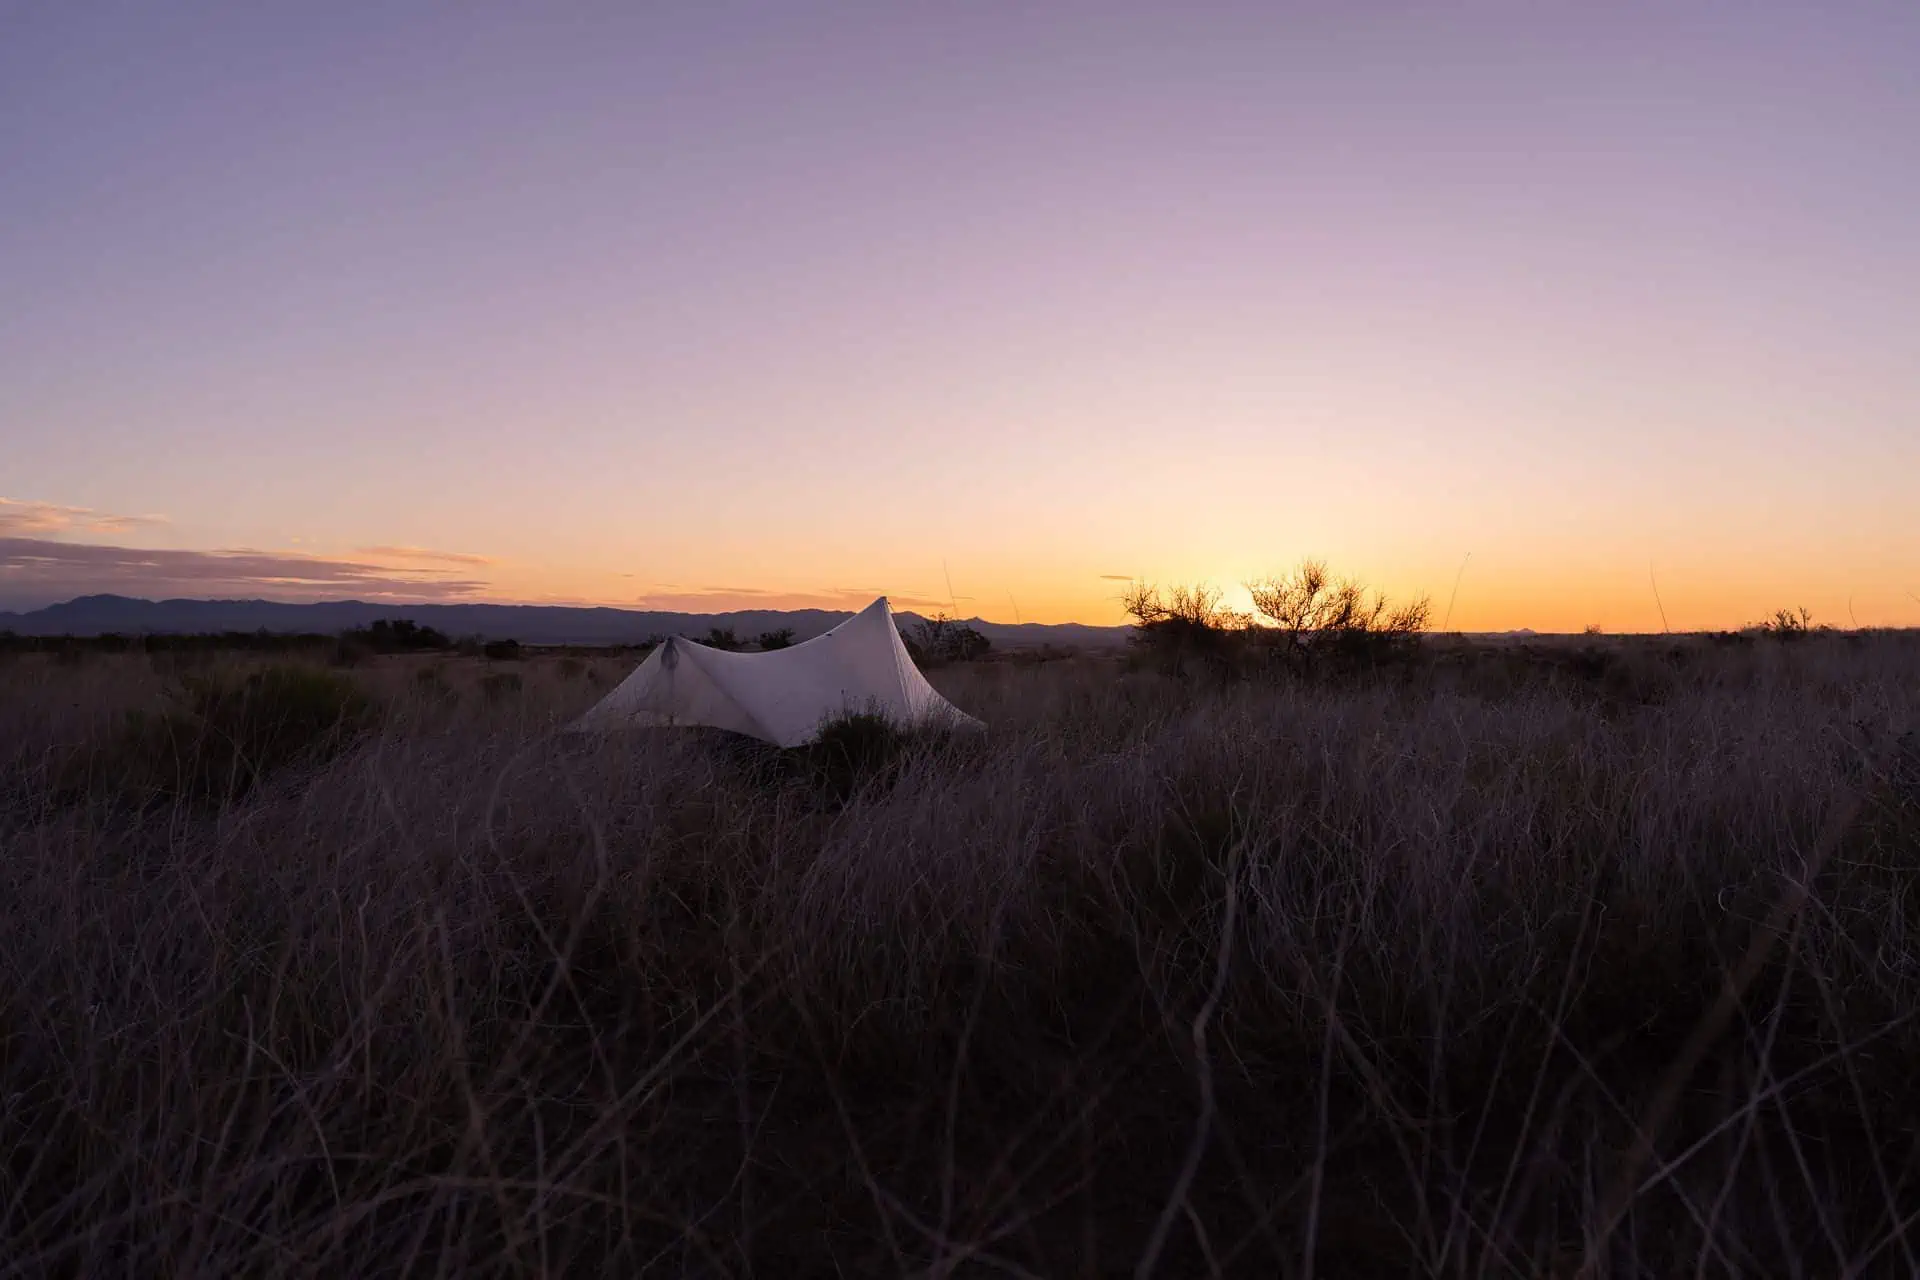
2;628;1919;1276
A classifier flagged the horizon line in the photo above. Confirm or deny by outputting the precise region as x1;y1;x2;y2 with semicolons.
7;592;1912;639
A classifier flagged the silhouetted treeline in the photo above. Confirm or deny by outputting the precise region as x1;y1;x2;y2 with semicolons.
0;625;657;661
0;630;337;656
0;618;456;658
344;618;452;652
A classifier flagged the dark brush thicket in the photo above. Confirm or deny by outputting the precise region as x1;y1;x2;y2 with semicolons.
0;629;338;656
1122;559;1432;679
906;613;993;666
345;618;453;652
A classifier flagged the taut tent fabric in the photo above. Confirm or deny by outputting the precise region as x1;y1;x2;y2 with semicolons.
568;597;982;748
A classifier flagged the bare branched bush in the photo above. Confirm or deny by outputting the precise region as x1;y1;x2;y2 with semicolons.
1245;558;1430;675
1121;581;1247;676
1754;606;1828;639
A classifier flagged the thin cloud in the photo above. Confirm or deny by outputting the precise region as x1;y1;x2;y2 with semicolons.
0;536;488;607
83;513;170;533
0;500;87;535
0;497;169;536
1098;573;1137;581
356;544;495;567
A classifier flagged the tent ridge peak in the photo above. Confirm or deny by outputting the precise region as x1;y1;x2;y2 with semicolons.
567;594;983;747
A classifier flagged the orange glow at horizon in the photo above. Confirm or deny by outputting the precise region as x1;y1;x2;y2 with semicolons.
458;548;1920;634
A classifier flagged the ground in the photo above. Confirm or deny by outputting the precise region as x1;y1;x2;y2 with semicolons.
2;633;1918;1276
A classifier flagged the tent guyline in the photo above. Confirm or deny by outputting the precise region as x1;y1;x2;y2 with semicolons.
568;596;983;748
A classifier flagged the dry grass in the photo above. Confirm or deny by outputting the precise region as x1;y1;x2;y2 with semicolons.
2;636;1919;1276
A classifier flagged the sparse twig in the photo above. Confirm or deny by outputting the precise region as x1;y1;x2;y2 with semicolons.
1136;840;1243;1279
1579;748;1887;1275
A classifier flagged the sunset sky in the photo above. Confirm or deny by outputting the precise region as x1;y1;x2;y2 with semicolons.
4;3;1917;630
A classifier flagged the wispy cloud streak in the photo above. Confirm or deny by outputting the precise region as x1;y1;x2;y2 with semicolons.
0;537;488;606
0;498;169;536
355;545;494;566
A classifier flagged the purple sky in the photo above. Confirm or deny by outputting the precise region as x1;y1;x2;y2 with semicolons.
4;3;1917;627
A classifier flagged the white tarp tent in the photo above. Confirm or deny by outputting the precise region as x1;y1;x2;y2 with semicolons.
568;596;982;748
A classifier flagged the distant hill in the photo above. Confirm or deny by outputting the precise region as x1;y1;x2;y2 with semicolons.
0;594;1132;649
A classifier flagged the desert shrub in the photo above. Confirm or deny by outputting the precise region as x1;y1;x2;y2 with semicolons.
482;638;523;661
1753;606;1827;639
342;617;451;652
702;627;742;651
480;671;523;702
756;628;795;651
1121;581;1245;677
906;614;991;666
799;709;911;802
1245;558;1430;676
1120;563;1429;681
76;664;375;805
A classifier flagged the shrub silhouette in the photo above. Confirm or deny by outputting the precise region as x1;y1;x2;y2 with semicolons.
702;627;742;651
1122;562;1431;679
1754;607;1826;639
800;711;910;803
1246;559;1430;675
1121;581;1246;677
906;614;990;666
755;628;796;651
343;618;450;653
482;639;523;661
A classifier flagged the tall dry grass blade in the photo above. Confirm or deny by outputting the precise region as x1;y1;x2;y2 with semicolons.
1135;839;1242;1279
1579;751;1885;1276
